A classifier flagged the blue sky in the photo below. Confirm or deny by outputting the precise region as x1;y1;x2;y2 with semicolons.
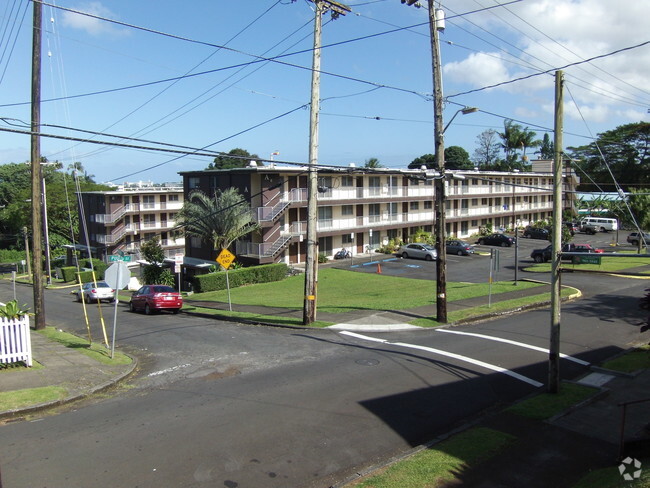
1;0;648;184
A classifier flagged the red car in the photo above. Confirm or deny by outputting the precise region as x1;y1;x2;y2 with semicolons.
129;285;183;314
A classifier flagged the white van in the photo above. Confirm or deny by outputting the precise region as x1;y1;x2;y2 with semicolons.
580;217;618;232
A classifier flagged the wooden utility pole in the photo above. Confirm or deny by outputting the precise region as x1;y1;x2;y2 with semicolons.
303;0;323;325
31;0;46;329
303;0;349;325
428;4;447;323
548;70;564;393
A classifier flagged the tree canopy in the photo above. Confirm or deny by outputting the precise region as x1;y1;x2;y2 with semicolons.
0;160;110;250
567;122;650;193
206;148;261;170
444;146;473;170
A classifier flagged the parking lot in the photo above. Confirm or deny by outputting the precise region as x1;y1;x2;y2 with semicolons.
333;229;633;283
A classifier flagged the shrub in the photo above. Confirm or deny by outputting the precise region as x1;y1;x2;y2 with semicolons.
318;253;328;263
192;263;288;293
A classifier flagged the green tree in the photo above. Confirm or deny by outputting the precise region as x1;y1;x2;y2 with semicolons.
538;133;554;159
444;146;473;170
207;148;261;170
140;237;174;285
627;188;650;231
567;122;650;192
408;154;436;170
176;188;259;255
364;157;382;168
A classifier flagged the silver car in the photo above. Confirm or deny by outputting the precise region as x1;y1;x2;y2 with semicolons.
399;243;438;261
73;281;116;303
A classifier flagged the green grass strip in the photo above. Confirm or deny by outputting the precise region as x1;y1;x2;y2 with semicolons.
0;386;67;411
506;383;598;420
602;346;650;373
352;427;516;488
38;327;132;365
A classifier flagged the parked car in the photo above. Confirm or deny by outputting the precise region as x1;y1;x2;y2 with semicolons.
72;281;115;303
399;243;438;261
564;222;580;236
129;285;183;314
522;227;550;240
530;243;603;263
627;232;650;246
477;233;515;247
446;239;474;256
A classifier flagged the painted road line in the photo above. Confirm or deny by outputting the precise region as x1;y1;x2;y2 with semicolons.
340;331;543;387
436;329;590;366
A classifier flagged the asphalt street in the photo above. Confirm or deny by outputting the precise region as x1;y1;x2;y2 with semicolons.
0;230;647;487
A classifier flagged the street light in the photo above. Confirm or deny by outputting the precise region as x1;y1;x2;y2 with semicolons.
443;107;479;134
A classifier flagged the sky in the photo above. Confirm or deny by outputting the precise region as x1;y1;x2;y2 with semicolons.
0;0;648;185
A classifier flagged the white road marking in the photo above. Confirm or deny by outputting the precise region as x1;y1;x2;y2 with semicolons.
340;331;543;387
436;329;590;366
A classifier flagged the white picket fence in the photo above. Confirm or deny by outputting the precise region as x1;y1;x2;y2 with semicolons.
0;315;32;367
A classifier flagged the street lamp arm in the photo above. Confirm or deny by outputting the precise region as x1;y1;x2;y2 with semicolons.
443;106;479;134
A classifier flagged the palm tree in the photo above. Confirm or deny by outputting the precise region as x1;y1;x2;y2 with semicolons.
364;157;383;168
176;188;259;252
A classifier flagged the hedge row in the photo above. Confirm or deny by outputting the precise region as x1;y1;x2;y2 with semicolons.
59;258;109;283
192;263;288;293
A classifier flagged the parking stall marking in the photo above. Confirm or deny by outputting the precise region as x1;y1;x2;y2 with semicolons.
436;329;590;366
339;331;543;387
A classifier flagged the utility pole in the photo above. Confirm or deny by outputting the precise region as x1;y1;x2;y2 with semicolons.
23;227;31;277
428;4;447;323
303;0;349;325
548;70;564;393
31;0;46;330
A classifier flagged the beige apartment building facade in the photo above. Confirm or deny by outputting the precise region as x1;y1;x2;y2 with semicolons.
78;182;185;262
180;160;578;266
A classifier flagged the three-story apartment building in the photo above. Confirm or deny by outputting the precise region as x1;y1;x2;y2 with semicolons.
78;182;185;262
179;160;578;266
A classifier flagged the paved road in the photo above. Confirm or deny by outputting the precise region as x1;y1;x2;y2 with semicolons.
1;235;647;488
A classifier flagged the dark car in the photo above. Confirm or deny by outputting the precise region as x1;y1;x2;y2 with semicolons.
627;232;650;246
129;285;183;315
530;243;603;263
477;233;515;247
522;227;550;240
446;239;474;256
399;243;438;261
565;222;579;236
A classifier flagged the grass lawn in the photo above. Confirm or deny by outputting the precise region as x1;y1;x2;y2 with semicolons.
349;427;516;488
189;268;545;314
38;327;132;365
526;253;650;274
506;382;599;420
602;345;650;373
0;386;67;411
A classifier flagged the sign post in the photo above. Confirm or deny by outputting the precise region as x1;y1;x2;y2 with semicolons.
216;249;236;312
174;254;183;292
104;260;131;359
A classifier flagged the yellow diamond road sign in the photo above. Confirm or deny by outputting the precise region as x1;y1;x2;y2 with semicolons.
216;249;235;269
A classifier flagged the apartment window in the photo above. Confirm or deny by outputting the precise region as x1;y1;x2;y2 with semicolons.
189;177;200;189
471;198;478;206
144;232;156;241
318;236;332;254
143;195;155;209
318;207;332;220
424;201;433;209
168;194;179;202
341;205;354;216
341;176;354;187
410;201;419;211
143;214;156;228
481;198;488;206
342;234;353;245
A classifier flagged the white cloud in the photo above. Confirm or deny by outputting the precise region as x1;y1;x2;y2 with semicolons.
61;2;126;37
443;0;650;125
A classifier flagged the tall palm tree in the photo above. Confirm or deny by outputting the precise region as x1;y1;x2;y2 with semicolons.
176;188;259;252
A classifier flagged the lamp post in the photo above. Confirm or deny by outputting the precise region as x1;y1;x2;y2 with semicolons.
443;107;479;134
